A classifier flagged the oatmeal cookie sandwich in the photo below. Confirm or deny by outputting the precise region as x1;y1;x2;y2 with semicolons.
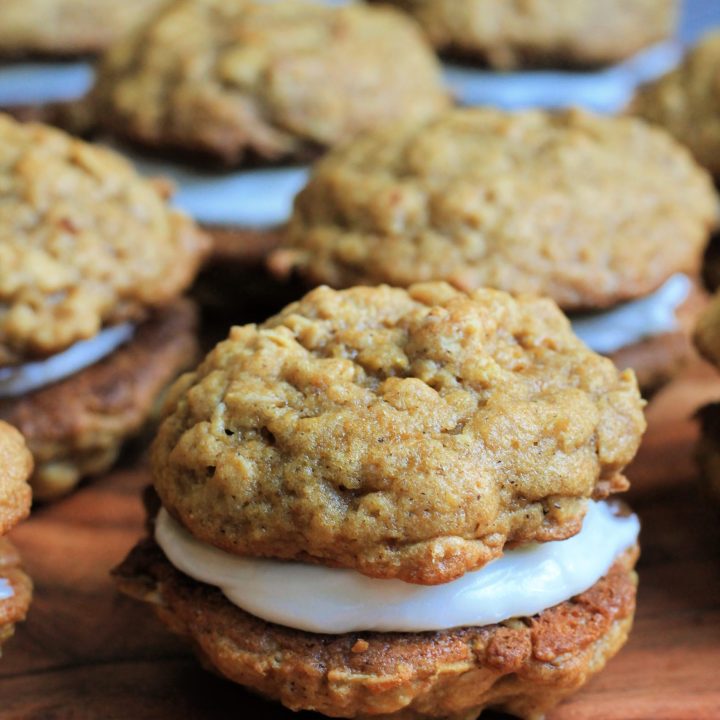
0;0;171;120
274;107;718;395
0;422;33;654
631;32;720;179
116;282;645;719
0;113;210;500
370;0;678;70
82;0;450;311
630;32;720;293
0;0;170;58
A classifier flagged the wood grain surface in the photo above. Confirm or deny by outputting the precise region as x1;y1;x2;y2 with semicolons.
2;361;720;719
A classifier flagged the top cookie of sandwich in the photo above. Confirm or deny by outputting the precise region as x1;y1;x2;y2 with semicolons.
370;0;677;69
631;32;720;177
90;0;450;165
281;108;717;311
0;421;32;536
0;113;209;365
152;282;646;585
0;0;169;57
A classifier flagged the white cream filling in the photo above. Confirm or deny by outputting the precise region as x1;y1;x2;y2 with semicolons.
0;578;12;601
107;143;310;229
444;40;681;113
570;273;691;355
0;61;93;106
0;323;135;399
155;500;639;634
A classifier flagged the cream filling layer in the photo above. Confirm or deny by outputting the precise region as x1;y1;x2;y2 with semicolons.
570;273;691;355
0;61;93;106
155;500;639;634
0;323;135;399
110;144;310;229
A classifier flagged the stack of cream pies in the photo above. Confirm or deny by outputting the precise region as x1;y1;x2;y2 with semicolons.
116;282;646;719
0;113;209;500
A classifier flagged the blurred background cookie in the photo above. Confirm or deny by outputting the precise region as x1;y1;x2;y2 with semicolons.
371;0;678;69
274;107;719;395
0;0;170;58
116;282;645;719
630;31;720;296
631;31;720;177
0;114;209;500
83;0;450;316
90;0;449;164
0;421;33;655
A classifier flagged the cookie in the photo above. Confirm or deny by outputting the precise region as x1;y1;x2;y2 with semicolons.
117;282;643;718
0;422;32;537
280;109;714;309
275;108;717;394
371;0;677;69
89;0;450;166
608;278;707;397
1;301;198;501
0;114;210;498
0;422;33;654
152;283;644;585
116;536;638;720
0;0;169;57
0;113;209;364
631;32;720;177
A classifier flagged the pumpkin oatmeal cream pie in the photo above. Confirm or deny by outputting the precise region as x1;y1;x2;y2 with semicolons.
369;0;678;70
630;33;720;294
115;282;645;720
273;107;718;395
0;421;33;654
0;0;170;57
630;32;720;179
83;0;450;292
0;113;210;501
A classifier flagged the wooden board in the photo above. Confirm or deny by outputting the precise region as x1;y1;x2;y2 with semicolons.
2;361;720;719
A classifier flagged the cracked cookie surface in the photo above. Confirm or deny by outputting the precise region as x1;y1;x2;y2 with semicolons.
90;0;450;165
280;109;717;311
631;32;720;177
0;114;209;364
152;283;645;585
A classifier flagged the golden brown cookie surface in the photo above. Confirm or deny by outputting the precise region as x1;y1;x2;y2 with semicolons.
0;0;169;57
631;32;720;177
115;537;637;720
371;0;677;69
90;0;450;165
0;422;32;536
280;109;717;311
152;283;645;585
0;114;209;364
